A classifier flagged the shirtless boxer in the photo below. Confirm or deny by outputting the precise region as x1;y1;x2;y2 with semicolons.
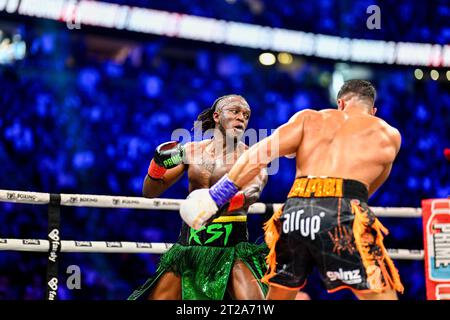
181;80;404;300
128;94;268;300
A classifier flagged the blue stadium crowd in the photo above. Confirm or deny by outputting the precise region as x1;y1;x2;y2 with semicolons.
0;0;449;300
100;0;450;44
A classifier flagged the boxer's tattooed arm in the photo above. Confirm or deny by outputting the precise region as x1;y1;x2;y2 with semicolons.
203;161;215;173
142;164;186;198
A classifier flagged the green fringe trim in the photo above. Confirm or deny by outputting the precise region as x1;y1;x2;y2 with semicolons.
128;242;268;300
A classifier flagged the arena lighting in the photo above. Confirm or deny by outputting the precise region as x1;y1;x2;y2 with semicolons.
259;52;276;66
331;71;345;99
277;52;293;64
1;0;449;67
414;68;424;80
446;70;450;81
0;33;26;64
329;63;372;104
430;70;439;81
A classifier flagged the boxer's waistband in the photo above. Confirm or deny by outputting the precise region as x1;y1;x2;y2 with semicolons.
288;176;368;202
178;216;248;247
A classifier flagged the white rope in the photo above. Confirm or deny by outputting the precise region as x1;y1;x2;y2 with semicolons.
0;189;422;218
0;189;424;259
0;189;182;210
370;206;422;218
0;190;50;204
386;248;424;260
0;238;424;260
0;239;172;254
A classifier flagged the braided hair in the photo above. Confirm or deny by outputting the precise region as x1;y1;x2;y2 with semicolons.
194;95;233;132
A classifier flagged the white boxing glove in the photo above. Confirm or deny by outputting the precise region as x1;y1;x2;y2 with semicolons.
180;189;219;230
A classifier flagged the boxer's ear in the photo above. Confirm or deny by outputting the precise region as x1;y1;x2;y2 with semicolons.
337;99;345;111
213;110;220;123
372;107;377;116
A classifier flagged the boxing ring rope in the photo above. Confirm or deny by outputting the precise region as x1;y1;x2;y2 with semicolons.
0;189;424;260
0;239;173;254
0;239;424;260
0;189;423;216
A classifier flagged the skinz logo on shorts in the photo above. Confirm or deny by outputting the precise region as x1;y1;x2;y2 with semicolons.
326;268;362;284
282;209;325;240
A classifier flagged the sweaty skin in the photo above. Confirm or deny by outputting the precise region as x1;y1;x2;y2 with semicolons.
144;140;266;215
227;96;401;300
229;106;401;197
143;96;267;300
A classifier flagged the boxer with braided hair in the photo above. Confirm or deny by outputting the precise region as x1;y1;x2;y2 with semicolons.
129;94;269;300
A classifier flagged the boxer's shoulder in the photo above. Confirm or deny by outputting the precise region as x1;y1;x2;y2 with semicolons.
282;109;324;130
184;140;211;151
318;108;340;117
183;140;213;163
290;108;324;122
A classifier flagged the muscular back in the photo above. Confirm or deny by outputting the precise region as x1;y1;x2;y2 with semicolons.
294;109;401;194
228;108;401;197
